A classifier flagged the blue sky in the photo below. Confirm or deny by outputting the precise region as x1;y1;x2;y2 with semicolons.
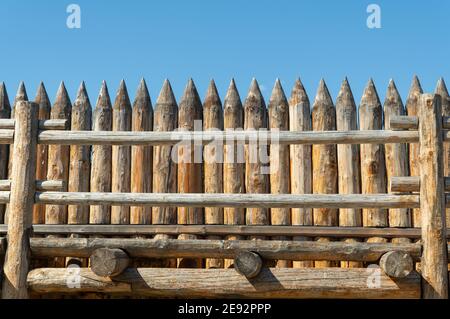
0;0;448;106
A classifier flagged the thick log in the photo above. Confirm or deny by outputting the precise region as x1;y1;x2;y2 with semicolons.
27;267;421;298
2;101;38;299
28;238;422;262
223;79;244;268
418;93;449;298
268;79;290;268
391;176;450;193
0;180;64;191
359;79;388;244
289;79;313;268
0;119;67;130
34;192;420;209
203;80;224;269
89;81;112;224
234;251;262;278
0;83;11;224
90;248;130;277
111;80;132;225
130;79;152;225
379;251;413;278
312;79;338;268
336;78;362;268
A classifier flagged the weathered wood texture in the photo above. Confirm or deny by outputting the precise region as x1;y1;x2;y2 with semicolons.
2;101;38;299
312;79;338;268
223;79;244;268
418;93;449;298
359;79;388;244
27;268;421;298
89;81;112;224
203;80;224;269
289;79;313;268
90;248;129;277
391;176;450;193
234;251;262;278
336;78;362;268
177;79;203;268
111;80;132;224
244;79;269;239
0;180;63;191
0;83;11;224
379;251;413;278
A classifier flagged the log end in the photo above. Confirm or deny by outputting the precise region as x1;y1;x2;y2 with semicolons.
90;248;130;278
234;251;263;279
379;251;413;278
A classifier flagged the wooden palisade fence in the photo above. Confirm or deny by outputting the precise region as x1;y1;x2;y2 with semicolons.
0;77;448;299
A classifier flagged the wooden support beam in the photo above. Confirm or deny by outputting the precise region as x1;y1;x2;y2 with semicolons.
27;238;423;261
0;119;68;130
379;251;413;278
26;267;421;298
90;248;129;277
234;251;262;278
32;192;420;209
418;93;449;298
390;115;450;130
391;176;450;193
0;180;64;191
2;101;38;299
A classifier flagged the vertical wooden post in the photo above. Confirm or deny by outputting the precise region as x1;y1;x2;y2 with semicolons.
359;79;388;244
312;79;338;268
33;83;51;225
244;79;269;240
177;79;203;268
90;81;112;225
111;80;132;225
152;79;177;268
406;76;423;228
0;83;11;224
2;101;38;299
67;82;92;266
203;79;224;269
289;78;313;269
223;79;244;268
384;79;411;244
335;78;362;268
268;79;291;268
418;93;448;299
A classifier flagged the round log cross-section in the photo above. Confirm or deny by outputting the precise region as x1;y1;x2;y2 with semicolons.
90;248;130;277
233;251;263;279
379;251;413;278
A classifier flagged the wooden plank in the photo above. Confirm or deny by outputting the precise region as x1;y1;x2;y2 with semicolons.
0;119;67;130
0;83;11;224
89;81;112;224
268;79;290;268
289;78;313;268
312;79;338;268
418;93;449;298
223;79;244;268
203;80;224;269
27;268;421;298
391;176;450;193
177;79;203;268
2;101;38;298
111;80;132;225
336;78;362;268
0;180;64;191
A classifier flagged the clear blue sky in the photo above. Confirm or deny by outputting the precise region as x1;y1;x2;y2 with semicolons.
0;0;448;106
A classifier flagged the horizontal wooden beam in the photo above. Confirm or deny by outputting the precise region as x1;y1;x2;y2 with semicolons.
0;180;65;192
27;268;421;298
0;119;68;130
1;224;448;239
390;115;450;130
37;130;419;146
390;176;450;193
32;192;420;208
27;238;423;261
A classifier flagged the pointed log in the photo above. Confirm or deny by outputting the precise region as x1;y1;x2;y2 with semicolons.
312;79;338;268
359;79;388;244
289;78;313;268
244;79;269;239
0;83;11;224
90;81;112;224
111;80;132;225
268;79;291;268
177;79;203;268
336;78;362;268
223;79;245;268
203;80;224;269
131;79;153;225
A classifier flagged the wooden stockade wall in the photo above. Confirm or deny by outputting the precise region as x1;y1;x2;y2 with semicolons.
0;77;448;299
